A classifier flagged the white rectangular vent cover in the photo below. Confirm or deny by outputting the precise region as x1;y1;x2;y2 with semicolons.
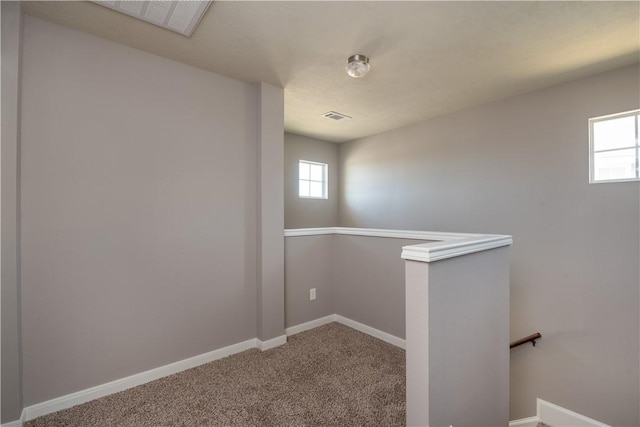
322;111;352;122
94;1;211;37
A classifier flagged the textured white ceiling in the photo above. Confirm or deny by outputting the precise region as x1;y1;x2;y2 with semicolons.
23;1;640;143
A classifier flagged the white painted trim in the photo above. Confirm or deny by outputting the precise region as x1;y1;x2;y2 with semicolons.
286;315;405;349
334;315;405;349
1;413;25;427
284;226;471;241
509;399;611;427
284;227;338;237
401;234;513;262
509;416;540;427
17;316;404;423
537;398;610;427
333;227;472;241
284;227;512;263
256;335;287;351
285;314;336;336
22;338;257;421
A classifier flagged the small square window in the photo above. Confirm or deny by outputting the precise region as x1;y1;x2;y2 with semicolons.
299;160;328;199
589;110;639;183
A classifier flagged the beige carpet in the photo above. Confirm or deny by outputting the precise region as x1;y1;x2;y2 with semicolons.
25;323;406;426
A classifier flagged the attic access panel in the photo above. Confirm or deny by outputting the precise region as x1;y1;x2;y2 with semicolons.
94;1;211;37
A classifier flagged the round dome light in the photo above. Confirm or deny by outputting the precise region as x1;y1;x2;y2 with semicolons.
345;54;370;78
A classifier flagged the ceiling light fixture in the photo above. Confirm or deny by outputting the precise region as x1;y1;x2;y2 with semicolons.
345;54;370;78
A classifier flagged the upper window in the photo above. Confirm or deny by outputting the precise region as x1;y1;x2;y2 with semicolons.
299;160;328;199
589;110;639;183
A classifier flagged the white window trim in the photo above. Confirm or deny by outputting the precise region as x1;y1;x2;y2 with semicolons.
588;109;640;184
298;159;328;199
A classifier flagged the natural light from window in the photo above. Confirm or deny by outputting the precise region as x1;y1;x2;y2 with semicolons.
589;110;639;183
299;160;328;199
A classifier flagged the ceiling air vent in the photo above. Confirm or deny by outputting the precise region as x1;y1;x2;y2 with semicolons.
93;1;211;37
322;111;352;122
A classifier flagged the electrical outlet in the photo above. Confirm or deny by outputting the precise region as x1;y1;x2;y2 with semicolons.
310;288;316;301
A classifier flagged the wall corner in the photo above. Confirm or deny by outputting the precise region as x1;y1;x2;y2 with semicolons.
256;82;285;341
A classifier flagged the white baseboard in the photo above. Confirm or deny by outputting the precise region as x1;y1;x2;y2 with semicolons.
16;316;403;424
256;335;287;351
285;314;336;336
537;398;610;427
1;413;25;427
22;338;256;422
334;315;406;349
509;415;540;427
285;314;405;349
509;399;610;427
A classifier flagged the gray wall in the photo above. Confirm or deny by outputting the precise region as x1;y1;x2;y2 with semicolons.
339;64;640;426
1;1;24;423
19;16;267;405
284;133;339;228
333;235;428;339
426;248;510;427
405;247;510;427
284;233;430;338
285;235;335;328
257;83;286;341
